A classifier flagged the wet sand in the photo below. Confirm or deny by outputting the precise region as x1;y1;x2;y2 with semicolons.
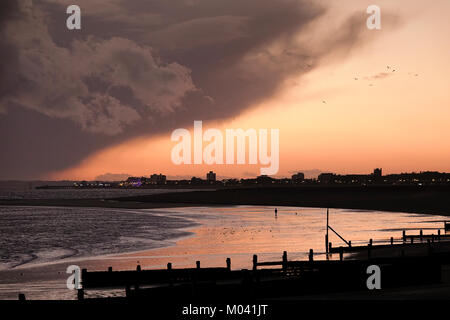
115;185;450;216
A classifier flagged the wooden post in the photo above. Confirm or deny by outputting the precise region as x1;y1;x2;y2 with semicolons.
226;258;231;271
438;229;441;240
18;293;26;301
77;289;84;301
253;254;258;271
348;240;352;247
196;261;200;269
420;229;423;241
390;237;394;245
81;268;87;288
369;239;373;246
167;262;173;287
411;237;414;244
135;265;141;290
309;249;314;262
339;247;343;261
325;234;329;253
282;251;287;271
108;267;112;272
403;230;406;242
368;242;372;259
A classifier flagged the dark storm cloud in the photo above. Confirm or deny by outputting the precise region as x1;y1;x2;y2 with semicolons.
0;0;387;179
0;0;21;112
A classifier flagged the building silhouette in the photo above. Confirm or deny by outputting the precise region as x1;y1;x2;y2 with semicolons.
291;172;305;184
373;168;382;177
150;173;167;185
206;171;216;183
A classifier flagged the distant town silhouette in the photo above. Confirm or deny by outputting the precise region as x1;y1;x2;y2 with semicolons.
65;169;450;189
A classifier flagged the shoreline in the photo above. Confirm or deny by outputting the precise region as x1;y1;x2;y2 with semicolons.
1;204;450;299
0;208;205;300
0;205;204;274
0;199;200;209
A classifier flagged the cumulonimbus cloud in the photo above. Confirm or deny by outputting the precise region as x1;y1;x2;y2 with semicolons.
0;1;197;134
0;0;397;179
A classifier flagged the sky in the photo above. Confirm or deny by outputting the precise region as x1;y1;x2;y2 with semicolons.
1;0;449;180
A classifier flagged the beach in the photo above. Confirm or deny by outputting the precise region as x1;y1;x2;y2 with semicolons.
1;205;449;300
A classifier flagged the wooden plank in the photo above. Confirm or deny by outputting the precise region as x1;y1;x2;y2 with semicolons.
328;240;450;254
81;247;450;291
257;261;283;266
405;234;450;239
82;267;232;289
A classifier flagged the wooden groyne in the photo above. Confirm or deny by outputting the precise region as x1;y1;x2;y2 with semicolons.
327;227;450;255
46;213;450;301
81;259;238;290
75;241;450;301
73;216;450;301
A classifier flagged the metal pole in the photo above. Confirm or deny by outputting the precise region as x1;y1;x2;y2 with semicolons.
328;225;350;246
326;208;351;247
326;208;329;238
326;208;329;253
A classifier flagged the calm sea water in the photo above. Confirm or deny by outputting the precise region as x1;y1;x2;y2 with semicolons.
0;187;195;200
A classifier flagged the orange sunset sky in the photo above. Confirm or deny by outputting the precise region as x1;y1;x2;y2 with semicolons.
44;1;450;180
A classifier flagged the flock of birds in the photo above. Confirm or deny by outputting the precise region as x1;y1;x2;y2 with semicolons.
321;65;420;104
